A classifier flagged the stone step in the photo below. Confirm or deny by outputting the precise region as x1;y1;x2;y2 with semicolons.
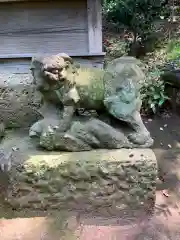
0;133;157;218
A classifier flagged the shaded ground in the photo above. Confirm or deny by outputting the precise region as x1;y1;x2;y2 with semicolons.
1;113;180;239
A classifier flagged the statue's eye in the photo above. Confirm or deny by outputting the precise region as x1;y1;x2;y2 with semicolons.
116;87;123;92
52;69;58;74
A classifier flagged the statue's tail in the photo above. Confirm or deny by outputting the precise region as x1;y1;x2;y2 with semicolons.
103;56;146;98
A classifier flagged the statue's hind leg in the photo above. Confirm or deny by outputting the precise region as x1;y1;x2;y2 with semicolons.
124;110;153;146
113;110;153;146
104;97;153;147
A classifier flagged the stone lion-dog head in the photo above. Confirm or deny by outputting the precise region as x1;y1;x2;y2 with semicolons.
30;53;76;91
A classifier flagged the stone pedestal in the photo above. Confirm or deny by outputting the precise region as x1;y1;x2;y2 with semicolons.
5;148;157;217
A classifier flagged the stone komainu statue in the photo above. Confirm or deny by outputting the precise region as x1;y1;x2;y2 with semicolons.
29;53;153;151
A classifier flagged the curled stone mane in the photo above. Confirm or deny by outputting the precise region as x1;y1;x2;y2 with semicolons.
42;55;67;70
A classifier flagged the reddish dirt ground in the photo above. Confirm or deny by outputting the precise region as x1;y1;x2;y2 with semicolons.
1;197;180;240
1;113;180;239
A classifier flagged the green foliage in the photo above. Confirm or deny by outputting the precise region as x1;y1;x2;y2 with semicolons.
166;39;180;64
142;38;180;72
103;0;169;40
141;67;168;114
139;38;179;114
105;38;128;58
103;37;129;66
106;39;127;58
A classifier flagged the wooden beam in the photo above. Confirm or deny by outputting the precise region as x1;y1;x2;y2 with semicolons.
0;0;32;2
0;52;106;59
87;0;103;54
0;0;93;2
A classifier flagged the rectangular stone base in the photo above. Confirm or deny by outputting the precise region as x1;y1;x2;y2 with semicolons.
5;148;157;217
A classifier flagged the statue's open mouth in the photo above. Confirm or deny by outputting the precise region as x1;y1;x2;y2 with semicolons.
59;77;65;82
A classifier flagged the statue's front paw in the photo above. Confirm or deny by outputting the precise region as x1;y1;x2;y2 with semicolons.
39;130;55;151
128;131;154;147
29;130;39;137
29;120;44;138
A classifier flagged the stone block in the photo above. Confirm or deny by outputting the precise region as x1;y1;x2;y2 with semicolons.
5;148;157;217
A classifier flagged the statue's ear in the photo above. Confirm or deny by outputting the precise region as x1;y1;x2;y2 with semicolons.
30;56;44;72
57;53;73;64
42;64;48;72
65;60;72;69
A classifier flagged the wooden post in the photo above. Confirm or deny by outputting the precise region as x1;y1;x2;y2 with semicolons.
87;0;103;54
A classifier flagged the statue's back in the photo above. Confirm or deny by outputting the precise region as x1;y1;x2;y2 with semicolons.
75;67;105;110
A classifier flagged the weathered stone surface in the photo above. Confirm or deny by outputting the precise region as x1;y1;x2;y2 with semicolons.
0;84;42;128
32;117;154;151
5;148;157;217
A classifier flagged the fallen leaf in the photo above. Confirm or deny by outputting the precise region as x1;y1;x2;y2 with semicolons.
162;190;170;197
